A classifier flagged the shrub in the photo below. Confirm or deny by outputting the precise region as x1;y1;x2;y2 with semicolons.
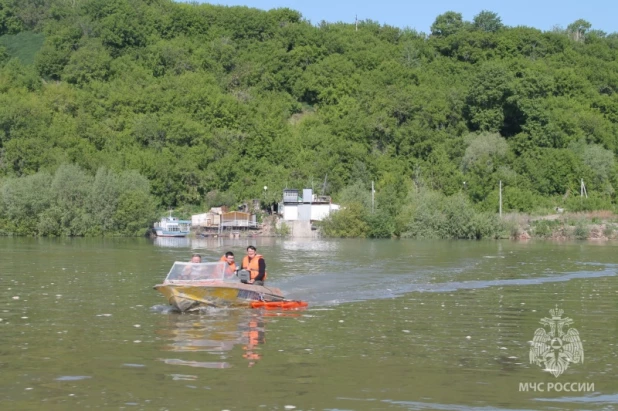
564;194;612;212
603;224;615;238
367;210;395;238
400;189;502;239
274;221;290;236
320;202;369;238
573;223;589;240
531;219;562;238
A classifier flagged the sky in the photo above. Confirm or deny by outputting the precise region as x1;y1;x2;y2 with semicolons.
189;0;616;34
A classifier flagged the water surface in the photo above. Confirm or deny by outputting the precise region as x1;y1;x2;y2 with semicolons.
0;237;616;410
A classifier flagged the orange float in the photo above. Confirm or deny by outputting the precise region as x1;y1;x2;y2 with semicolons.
250;300;308;310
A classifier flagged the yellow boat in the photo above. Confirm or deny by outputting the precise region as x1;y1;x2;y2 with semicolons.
154;261;285;312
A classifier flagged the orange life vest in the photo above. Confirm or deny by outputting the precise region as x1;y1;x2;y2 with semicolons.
219;255;237;276
242;254;267;281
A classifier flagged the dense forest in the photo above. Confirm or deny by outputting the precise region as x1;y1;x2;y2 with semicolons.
1;0;617;237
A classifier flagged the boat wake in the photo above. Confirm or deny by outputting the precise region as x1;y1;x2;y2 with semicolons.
275;263;617;307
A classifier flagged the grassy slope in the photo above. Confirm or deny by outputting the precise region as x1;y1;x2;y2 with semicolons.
0;31;45;65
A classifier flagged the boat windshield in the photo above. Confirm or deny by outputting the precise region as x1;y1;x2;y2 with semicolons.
164;262;238;282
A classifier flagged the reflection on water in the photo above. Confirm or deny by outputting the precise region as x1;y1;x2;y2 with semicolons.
159;359;232;369
153;237;191;248
241;315;265;367
155;309;268;368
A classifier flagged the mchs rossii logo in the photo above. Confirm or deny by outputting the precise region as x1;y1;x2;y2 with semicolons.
529;306;584;378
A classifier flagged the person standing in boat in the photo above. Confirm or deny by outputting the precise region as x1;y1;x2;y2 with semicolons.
241;246;267;285
220;251;238;278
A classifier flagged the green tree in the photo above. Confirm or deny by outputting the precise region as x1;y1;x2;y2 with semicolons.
571;141;615;195
0;172;52;234
473;10;503;33
0;45;8;64
567;19;591;42
113;190;157;236
62;39;112;85
34;25;82;80
337;179;372;211
0;0;24;35
431;11;465;37
461;132;508;172
465;63;512;132
518;148;585;196
48;164;93;235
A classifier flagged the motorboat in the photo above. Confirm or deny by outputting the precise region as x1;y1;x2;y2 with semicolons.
154;261;305;312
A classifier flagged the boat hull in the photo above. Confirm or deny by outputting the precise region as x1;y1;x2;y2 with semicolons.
155;230;189;237
154;281;285;312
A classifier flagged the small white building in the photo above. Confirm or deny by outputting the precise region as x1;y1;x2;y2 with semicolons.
191;208;224;227
280;188;340;221
192;207;258;229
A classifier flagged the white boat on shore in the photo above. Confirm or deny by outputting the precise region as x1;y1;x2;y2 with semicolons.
154;212;191;237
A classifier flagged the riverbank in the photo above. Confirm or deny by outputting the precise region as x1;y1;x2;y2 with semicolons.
504;210;618;241
194;211;618;242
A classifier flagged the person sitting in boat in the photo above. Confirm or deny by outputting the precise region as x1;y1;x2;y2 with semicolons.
220;251;238;278
179;254;202;280
241;246;267;286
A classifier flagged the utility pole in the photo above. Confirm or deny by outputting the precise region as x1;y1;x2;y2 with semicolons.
581;179;588;198
322;174;328;195
355;15;358;31
499;180;502;218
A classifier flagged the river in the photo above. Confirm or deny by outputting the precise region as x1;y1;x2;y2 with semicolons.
0;237;616;410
